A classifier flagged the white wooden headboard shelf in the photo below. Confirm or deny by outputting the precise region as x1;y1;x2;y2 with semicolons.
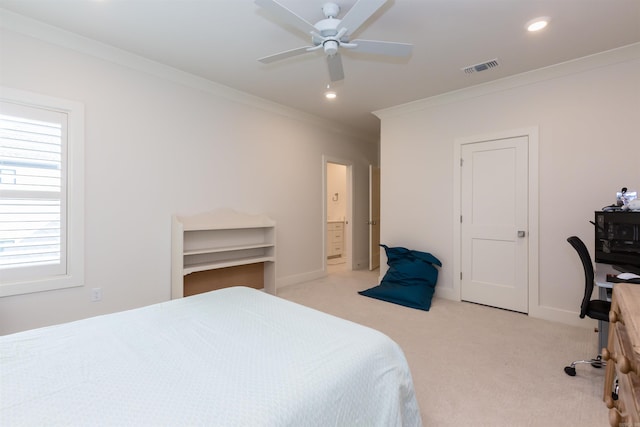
171;209;276;298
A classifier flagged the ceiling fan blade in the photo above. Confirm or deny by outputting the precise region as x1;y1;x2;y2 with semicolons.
258;46;314;64
327;54;344;82
255;0;317;36
337;0;388;36
348;39;413;57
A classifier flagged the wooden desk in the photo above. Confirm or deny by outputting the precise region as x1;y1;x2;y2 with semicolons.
603;283;640;426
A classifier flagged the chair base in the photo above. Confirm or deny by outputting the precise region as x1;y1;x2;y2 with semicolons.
564;355;605;376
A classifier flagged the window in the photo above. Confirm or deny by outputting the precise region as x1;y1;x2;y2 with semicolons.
0;88;84;297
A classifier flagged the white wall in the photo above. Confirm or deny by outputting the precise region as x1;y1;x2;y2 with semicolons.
0;17;378;334
376;44;640;326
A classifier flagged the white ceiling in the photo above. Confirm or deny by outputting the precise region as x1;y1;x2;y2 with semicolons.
1;0;639;140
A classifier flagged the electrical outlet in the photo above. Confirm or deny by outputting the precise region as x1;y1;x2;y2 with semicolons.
91;288;102;302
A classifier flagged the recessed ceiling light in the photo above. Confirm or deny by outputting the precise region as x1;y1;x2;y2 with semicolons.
526;17;550;32
325;91;337;100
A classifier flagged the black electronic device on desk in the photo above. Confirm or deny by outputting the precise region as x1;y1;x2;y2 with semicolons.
594;210;640;275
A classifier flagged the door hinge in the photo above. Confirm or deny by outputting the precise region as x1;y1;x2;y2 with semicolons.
460;215;463;223
460;272;463;280
460;158;463;167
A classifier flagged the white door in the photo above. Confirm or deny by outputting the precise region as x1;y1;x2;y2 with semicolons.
460;136;529;313
369;165;380;270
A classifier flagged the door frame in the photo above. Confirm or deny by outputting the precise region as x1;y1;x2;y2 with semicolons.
369;165;381;270
452;127;539;314
322;155;354;272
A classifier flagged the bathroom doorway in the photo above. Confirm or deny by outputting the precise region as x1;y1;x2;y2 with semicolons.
324;159;351;273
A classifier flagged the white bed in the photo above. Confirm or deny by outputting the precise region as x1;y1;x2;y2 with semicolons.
1;286;421;426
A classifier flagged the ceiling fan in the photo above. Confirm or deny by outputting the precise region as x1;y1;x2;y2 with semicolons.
255;0;413;82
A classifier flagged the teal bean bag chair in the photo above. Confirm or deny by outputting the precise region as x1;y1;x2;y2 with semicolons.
359;244;442;311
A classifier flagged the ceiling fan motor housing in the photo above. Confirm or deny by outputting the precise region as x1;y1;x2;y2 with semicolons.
314;18;340;39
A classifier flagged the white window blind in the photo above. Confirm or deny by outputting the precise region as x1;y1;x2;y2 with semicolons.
0;89;84;297
1;109;65;276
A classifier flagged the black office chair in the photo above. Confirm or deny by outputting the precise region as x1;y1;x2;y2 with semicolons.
564;236;612;376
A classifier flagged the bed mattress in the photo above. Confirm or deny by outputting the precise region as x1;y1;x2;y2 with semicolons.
1;286;421;426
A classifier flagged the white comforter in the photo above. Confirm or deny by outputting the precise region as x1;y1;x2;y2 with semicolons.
1;286;421;426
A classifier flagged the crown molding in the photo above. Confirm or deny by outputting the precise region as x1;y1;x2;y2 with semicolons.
374;42;640;120
0;9;375;144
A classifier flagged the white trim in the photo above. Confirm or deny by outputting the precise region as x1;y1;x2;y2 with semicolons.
434;285;457;301
375;43;640;120
0;9;374;145
534;305;597;329
0;86;85;297
277;268;326;289
453;127;539;316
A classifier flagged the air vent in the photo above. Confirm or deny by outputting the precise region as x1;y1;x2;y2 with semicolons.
462;59;500;74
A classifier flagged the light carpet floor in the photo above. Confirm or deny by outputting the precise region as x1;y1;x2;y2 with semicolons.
277;266;609;426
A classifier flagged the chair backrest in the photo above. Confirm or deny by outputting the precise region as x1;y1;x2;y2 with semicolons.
567;236;595;319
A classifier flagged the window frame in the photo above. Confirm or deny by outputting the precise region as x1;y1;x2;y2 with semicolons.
0;87;84;297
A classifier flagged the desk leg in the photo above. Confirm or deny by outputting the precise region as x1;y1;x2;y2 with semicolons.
597;284;611;355
599;320;608;355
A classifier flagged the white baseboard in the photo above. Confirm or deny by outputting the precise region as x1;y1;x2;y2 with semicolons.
528;305;594;329
278;268;592;329
434;286;591;328
276;269;327;290
434;286;457;301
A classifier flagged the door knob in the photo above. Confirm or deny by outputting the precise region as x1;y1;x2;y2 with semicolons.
518;230;526;238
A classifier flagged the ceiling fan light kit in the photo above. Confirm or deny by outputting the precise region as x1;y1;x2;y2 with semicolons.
255;0;412;82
